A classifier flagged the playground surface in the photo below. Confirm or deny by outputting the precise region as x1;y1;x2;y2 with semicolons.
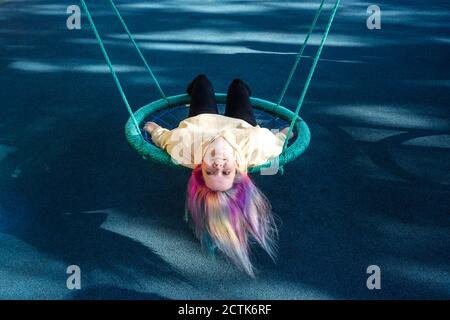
0;0;449;299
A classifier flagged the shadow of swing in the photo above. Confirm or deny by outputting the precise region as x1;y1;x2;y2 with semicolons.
367;131;450;188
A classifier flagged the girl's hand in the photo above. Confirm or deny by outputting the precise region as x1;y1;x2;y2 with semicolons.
281;127;295;139
144;121;160;134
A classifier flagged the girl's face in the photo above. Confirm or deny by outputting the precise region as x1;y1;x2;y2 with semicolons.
201;137;237;191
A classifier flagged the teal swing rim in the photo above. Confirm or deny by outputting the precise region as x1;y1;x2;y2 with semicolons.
125;93;311;173
80;0;341;174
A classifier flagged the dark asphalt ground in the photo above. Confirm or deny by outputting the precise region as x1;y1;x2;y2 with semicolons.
0;0;449;299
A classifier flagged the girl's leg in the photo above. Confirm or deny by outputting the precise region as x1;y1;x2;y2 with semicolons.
187;74;218;117
224;78;257;126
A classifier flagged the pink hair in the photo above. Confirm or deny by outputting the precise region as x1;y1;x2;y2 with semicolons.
185;165;277;277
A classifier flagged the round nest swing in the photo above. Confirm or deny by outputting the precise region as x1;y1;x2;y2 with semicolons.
80;0;341;174
125;93;311;173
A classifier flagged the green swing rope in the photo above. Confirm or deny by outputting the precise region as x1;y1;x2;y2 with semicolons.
282;0;341;151
107;0;167;100
276;0;326;109
80;0;141;137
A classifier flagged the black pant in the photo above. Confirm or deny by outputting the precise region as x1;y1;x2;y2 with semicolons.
187;74;257;126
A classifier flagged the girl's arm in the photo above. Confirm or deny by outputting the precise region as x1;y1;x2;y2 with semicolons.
280;127;295;139
144;122;171;149
144;121;160;134
271;127;294;148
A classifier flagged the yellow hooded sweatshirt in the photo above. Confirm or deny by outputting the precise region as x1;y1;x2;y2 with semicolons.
150;114;287;171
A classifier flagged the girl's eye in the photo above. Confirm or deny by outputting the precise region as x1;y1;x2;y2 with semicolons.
223;171;231;176
206;171;213;175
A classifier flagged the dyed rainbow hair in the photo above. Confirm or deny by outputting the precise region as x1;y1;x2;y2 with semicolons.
185;165;277;277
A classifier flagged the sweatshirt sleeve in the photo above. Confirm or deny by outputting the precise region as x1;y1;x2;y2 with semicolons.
150;126;171;150
243;129;288;167
264;130;287;159
274;131;287;149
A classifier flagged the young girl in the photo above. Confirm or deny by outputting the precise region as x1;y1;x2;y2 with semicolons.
144;74;293;276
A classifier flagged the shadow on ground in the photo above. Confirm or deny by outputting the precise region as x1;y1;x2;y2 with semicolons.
0;0;449;299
